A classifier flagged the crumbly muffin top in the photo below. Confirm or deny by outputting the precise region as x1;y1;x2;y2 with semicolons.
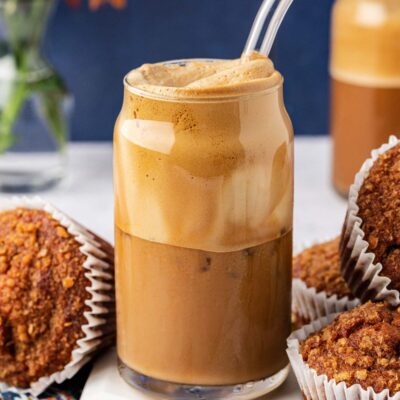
357;143;400;290
293;237;353;299
301;301;400;396
0;208;90;387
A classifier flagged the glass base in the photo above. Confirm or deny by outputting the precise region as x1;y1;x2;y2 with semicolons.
0;172;64;193
0;152;65;193
118;359;290;400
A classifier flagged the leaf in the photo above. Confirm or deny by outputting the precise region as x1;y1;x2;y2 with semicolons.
38;89;69;151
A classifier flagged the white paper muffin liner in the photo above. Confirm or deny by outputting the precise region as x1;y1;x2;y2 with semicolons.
287;313;400;400
340;135;400;306
292;278;360;325
292;239;360;325
0;196;115;397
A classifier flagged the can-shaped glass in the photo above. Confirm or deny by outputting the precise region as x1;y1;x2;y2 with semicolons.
114;59;294;400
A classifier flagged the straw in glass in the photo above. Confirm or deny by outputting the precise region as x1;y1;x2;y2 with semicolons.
244;0;294;56
243;0;276;56
260;0;294;55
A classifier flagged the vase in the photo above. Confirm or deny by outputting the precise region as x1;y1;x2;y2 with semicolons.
0;0;72;192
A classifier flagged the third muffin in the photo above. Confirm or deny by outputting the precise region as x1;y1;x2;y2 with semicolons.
288;301;400;399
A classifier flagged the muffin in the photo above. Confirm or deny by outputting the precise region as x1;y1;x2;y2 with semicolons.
288;301;400;399
341;136;400;304
0;199;114;396
292;237;359;326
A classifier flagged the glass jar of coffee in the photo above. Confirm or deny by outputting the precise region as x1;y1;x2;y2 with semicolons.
114;53;293;399
331;0;400;196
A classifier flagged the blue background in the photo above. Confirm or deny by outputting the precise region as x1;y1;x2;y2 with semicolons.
44;0;335;141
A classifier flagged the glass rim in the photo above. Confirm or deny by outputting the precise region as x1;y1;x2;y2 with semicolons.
123;58;283;103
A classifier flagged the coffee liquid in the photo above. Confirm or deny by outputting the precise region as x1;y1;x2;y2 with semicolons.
116;229;291;385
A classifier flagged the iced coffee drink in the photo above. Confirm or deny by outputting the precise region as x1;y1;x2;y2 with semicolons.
114;53;293;398
331;0;400;195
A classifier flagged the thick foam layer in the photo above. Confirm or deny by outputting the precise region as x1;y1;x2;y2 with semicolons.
115;54;293;253
126;52;281;98
331;0;400;87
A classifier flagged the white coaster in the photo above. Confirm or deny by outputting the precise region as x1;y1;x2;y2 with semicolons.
81;348;302;400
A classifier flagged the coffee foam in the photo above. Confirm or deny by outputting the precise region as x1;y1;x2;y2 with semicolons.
115;54;293;253
330;67;400;88
115;123;293;253
126;52;281;99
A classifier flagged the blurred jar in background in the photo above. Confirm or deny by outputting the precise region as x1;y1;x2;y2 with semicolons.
330;0;400;196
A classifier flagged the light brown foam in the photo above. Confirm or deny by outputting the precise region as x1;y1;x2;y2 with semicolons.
115;94;292;252
331;0;400;87
115;54;292;253
331;68;400;88
126;52;281;98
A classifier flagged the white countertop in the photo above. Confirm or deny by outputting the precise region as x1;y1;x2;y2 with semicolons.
37;136;347;399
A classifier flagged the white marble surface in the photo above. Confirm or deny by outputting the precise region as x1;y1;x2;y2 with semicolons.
32;137;347;399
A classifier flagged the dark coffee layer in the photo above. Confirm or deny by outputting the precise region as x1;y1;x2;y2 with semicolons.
116;228;292;385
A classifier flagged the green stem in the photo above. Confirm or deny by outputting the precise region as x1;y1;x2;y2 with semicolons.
37;80;69;151
0;49;30;153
